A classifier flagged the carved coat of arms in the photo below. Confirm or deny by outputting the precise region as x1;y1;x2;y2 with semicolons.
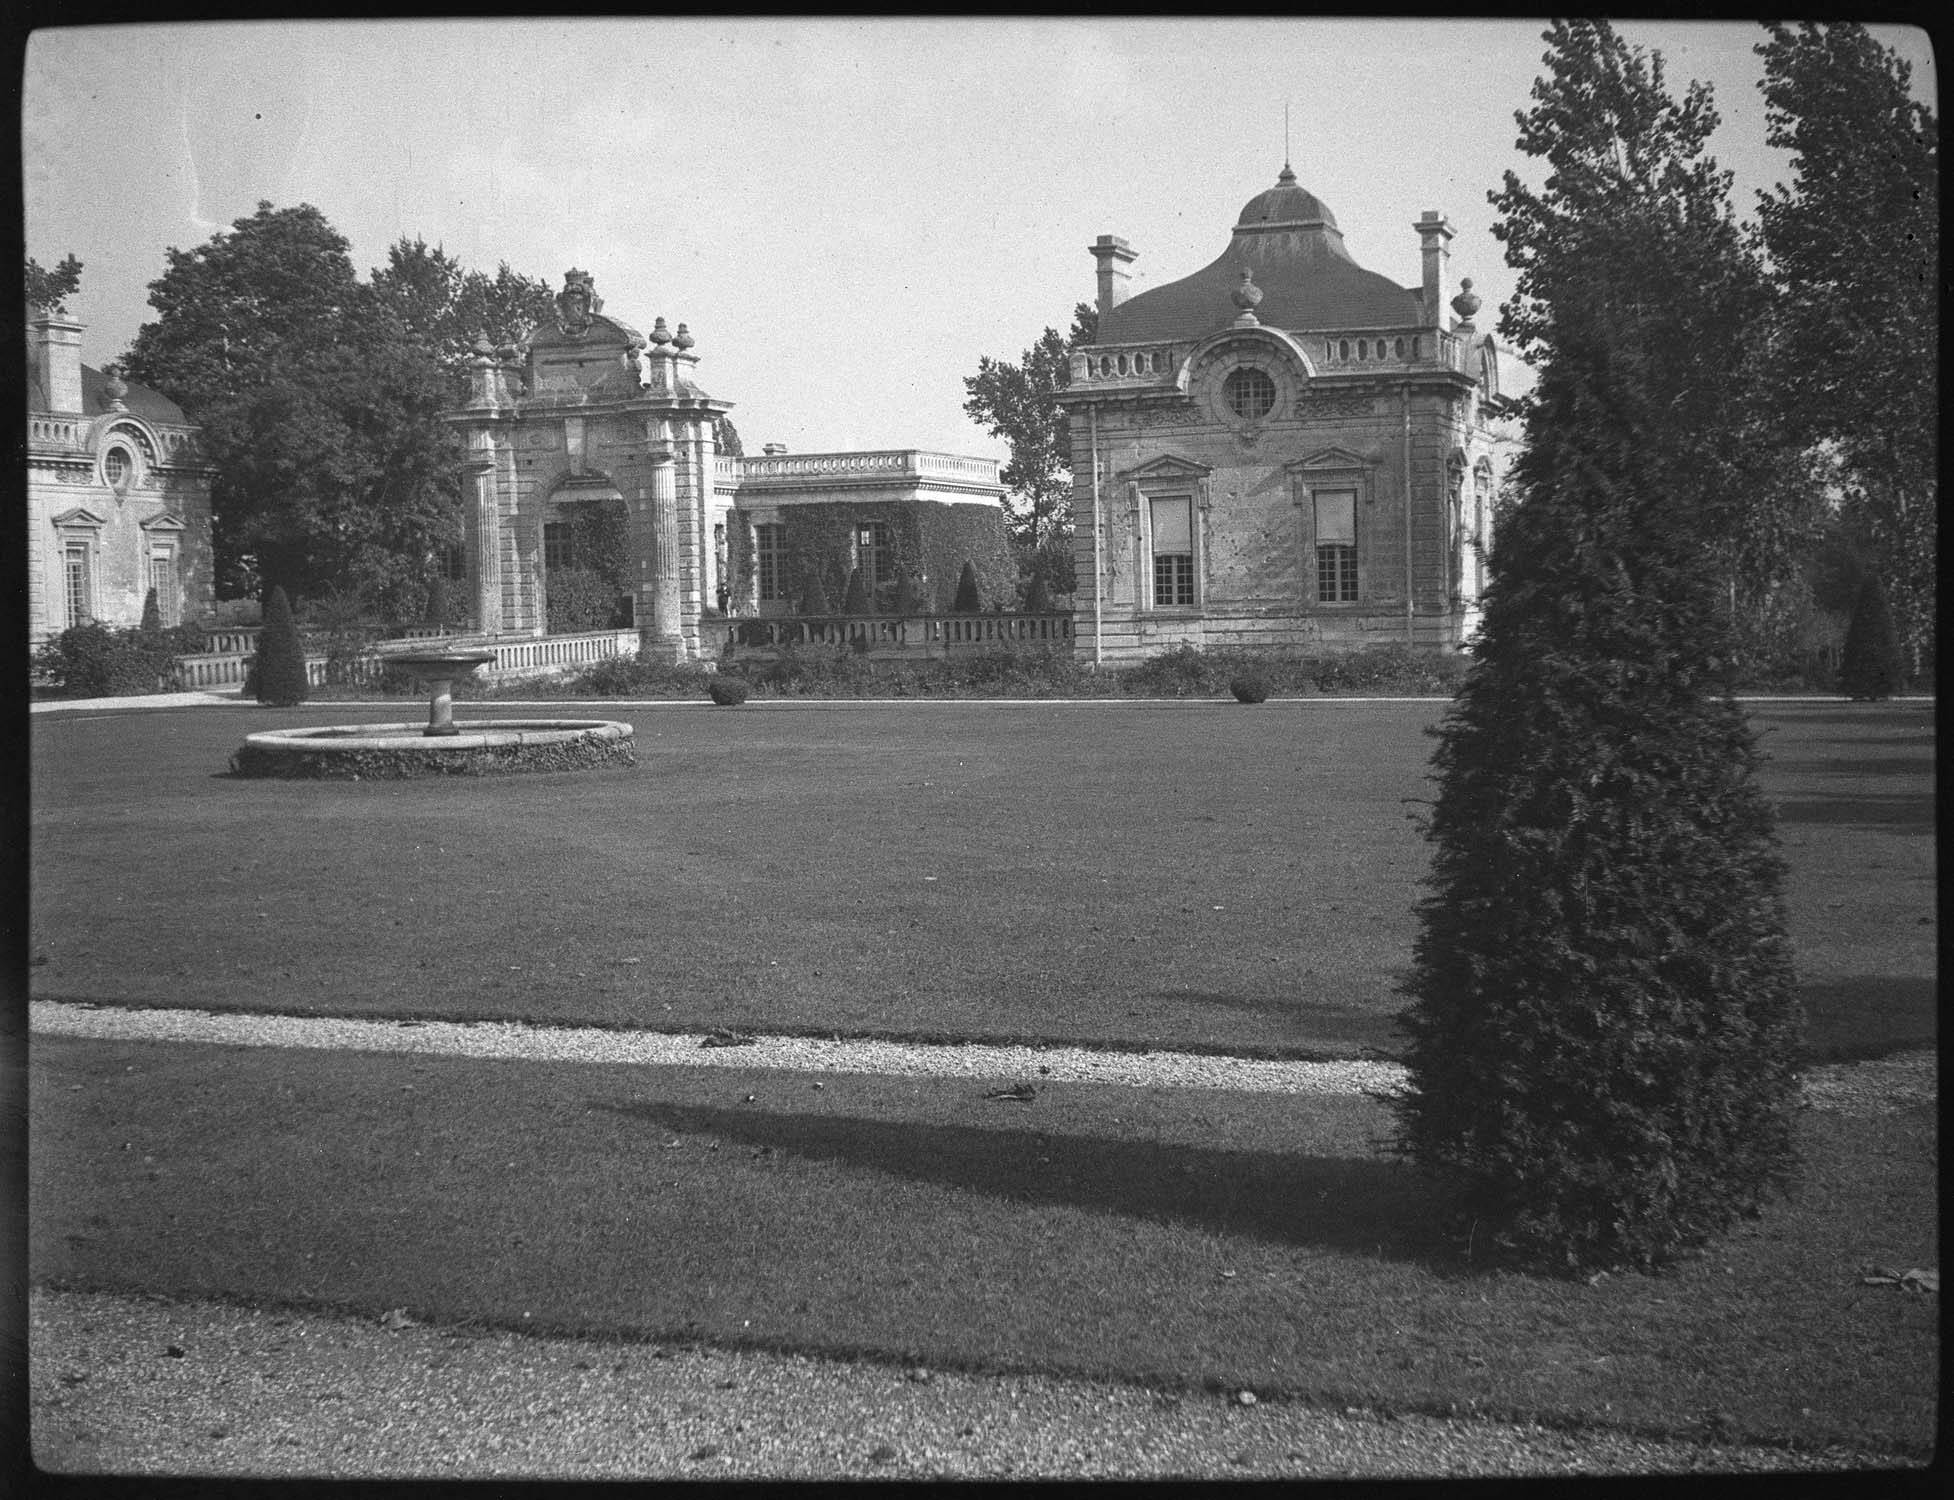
556;270;598;339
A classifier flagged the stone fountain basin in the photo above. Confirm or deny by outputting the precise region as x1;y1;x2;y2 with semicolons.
230;720;635;779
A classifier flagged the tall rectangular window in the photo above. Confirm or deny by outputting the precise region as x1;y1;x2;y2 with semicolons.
857;520;893;590
543;521;575;572
755;523;786;602
1150;495;1194;607
149;548;179;627
63;543;92;628
1314;490;1358;603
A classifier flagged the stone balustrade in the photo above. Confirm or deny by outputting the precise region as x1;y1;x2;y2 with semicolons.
170;628;640;690
719;611;1073;660
1073;345;1187;383
730;450;1002;486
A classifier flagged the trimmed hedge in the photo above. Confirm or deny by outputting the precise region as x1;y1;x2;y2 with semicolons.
1839;574;1904;701
255;588;311;707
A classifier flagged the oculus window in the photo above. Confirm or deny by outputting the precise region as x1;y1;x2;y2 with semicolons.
1224;367;1276;420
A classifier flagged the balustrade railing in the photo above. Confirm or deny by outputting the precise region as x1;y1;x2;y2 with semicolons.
720;612;1073;658
726;449;1002;487
170;627;639;690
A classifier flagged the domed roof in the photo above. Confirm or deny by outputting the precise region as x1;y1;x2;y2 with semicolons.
1097;166;1422;345
1236;164;1339;229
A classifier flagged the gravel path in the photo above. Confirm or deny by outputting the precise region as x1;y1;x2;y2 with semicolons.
28;1002;1933;1478
29;1288;1910;1479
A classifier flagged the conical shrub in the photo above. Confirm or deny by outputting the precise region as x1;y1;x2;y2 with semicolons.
139;587;163;634
842;566;873;616
1023;572;1052;614
800;571;832;616
952;561;981;614
1839;574;1904;701
424;575;452;629
255;586;311;707
891;566;922;616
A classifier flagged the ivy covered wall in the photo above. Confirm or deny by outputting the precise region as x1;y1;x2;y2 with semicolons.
727;500;1014;613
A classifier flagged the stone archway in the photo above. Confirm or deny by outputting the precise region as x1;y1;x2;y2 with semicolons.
539;478;634;632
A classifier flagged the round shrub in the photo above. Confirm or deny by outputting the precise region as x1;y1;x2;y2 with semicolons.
1228;674;1270;704
255;586;311;707
708;676;750;706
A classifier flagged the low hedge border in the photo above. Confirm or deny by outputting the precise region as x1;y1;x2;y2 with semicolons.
229;735;637;780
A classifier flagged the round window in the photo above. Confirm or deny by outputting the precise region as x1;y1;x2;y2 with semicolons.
1224;367;1276;420
103;448;132;490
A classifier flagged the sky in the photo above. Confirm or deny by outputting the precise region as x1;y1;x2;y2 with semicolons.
23;18;1936;462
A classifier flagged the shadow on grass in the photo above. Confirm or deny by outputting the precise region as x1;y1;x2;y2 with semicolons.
1766;757;1935;778
1800;975;1939;1062
597;1098;1464;1270
1774;793;1934;831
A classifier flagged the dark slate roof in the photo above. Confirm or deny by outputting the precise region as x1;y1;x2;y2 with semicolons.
26;361;192;426
1097;167;1424;345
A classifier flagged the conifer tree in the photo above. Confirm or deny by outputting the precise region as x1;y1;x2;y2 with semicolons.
139;588;163;634
952;562;982;614
891;565;922;617
842;565;873;616
1838;573;1904;701
1023;571;1052;614
1390;22;1802;1273
255;585;311;707
799;571;832;616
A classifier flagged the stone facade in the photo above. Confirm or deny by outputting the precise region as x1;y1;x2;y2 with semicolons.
1061;168;1506;665
447;272;1008;660
26;314;216;647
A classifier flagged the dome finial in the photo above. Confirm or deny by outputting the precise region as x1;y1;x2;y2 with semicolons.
1231;267;1264;326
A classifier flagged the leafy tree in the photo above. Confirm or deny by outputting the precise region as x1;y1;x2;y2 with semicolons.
952;561;982;614
254;585;310;706
1839;573;1904;700
26;253;83;314
1390;21;1802;1273
370;238;558;396
963;303;1098;546
1755;22;1938;680
123;203;462;617
714;417;744;458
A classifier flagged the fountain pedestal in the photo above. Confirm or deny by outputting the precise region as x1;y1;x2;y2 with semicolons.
385;651;498;736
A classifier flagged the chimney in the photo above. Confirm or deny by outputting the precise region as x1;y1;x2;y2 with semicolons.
1089;235;1137;321
31;312;86;414
1415;212;1454;329
762;443;788;455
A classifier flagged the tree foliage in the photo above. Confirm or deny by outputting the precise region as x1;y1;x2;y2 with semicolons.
1755;22;1938;677
962;303;1098;546
122;204;469;617
1391;21;1802;1273
370;238;558;397
26;253;83;314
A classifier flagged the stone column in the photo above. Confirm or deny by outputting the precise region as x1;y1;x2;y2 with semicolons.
464;457;501;635
643;441;682;661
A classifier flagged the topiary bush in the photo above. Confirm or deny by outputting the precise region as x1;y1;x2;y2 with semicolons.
1228;673;1270;704
707;676;750;706
1838;573;1904;700
841;566;873;616
799;573;833;616
891;566;922;616
139;588;163;635
952;561;982;614
1022;571;1053;614
255;586;311;707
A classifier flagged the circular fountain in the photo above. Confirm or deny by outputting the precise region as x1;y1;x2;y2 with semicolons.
230;649;635;780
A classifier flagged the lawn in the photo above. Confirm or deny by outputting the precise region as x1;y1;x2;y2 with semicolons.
27;698;1939;1461
27;699;1938;1060
30;1033;1938;1457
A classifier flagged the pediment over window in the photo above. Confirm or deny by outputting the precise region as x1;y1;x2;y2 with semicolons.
1287;446;1374;473
139;511;189;534
1117;453;1212;482
51;506;109;530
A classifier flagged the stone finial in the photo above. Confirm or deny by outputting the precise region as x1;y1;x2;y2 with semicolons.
649;316;675;348
1231;269;1263;326
100;364;129;410
1451;277;1482;322
673;323;695;351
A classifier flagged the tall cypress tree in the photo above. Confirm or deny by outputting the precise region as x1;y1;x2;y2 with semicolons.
1838;573;1904;701
1390;22;1802;1273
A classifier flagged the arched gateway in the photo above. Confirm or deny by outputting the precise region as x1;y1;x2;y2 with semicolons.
447;271;728;662
446;271;1015;663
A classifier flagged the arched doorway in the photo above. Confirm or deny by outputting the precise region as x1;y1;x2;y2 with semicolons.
540;480;634;632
